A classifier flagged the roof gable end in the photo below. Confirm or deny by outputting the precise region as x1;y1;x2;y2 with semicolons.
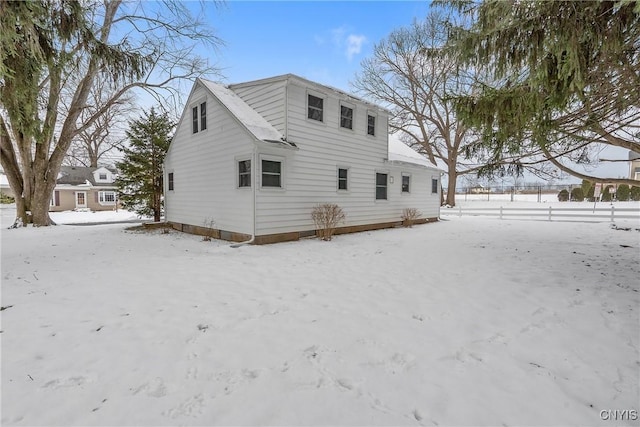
198;78;295;149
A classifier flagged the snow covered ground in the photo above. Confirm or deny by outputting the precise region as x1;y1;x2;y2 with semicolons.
1;203;639;426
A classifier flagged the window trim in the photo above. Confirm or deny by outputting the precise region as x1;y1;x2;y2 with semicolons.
339;102;355;130
306;90;326;123
401;173;411;193
98;190;116;205
192;106;199;134
260;155;285;190
337;166;349;192
367;111;377;137
200;101;207;131
191;99;207;134
375;172;389;201
168;172;174;191
431;177;439;194
237;158;252;189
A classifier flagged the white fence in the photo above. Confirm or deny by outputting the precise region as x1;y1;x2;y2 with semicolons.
441;205;640;223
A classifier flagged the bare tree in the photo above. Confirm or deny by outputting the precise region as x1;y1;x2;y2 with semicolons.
63;79;135;168
352;12;494;206
1;0;222;227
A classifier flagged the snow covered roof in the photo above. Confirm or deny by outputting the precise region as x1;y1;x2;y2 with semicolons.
199;79;296;149
56;166;116;186
387;136;438;169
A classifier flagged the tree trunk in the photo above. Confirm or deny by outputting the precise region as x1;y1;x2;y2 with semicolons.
446;166;458;207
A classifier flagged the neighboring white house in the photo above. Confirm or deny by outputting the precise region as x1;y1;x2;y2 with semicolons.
164;74;442;244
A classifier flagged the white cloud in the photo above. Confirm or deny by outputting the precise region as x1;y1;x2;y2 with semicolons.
328;26;367;61
346;34;367;61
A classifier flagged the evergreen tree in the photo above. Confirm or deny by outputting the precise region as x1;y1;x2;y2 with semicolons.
116;109;174;222
443;1;640;186
0;0;219;227
616;184;630;202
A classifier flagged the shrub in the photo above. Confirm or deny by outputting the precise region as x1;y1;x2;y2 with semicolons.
616;184;630;201
0;192;15;204
311;203;346;241
570;187;584;202
631;186;640;201
557;189;569;201
201;217;216;241
585;183;596;202
401;208;421;227
581;180;592;199
601;185;613;201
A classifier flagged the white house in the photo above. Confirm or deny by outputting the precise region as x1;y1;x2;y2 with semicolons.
164;74;442;244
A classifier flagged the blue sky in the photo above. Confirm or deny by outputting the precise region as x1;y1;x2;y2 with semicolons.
186;1;629;180
201;1;431;91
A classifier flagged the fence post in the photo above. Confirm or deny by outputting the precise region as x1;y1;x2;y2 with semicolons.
548;206;552;221
459;206;462;217
500;206;503;220
611;205;615;222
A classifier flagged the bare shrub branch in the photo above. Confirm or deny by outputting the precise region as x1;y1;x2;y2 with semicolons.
401;208;422;227
311;204;346;241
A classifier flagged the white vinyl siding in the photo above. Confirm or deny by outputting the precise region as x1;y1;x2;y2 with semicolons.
168;76;441;239
230;79;287;133
164;83;253;234
251;79;440;236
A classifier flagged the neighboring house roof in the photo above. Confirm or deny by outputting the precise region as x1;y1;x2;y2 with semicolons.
199;78;297;149
57;166;116;187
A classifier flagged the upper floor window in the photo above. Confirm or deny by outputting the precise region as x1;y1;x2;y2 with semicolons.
262;160;282;188
192;101;207;134
192;106;198;134
308;94;324;122
376;173;388;200
340;104;353;129
432;178;439;194
168;172;174;190
238;160;251;188
200;102;207;131
402;174;410;193
367;114;376;136
338;168;348;190
99;173;107;180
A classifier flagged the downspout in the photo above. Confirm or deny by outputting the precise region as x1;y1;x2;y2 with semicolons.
231;146;257;247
